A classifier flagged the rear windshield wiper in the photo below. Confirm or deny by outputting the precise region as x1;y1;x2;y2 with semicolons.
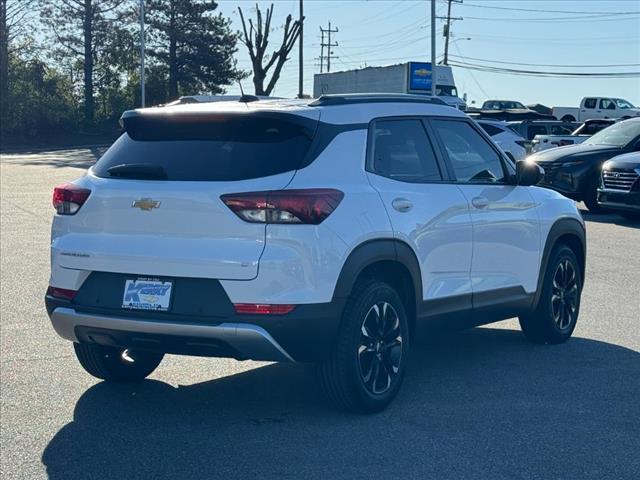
107;163;168;180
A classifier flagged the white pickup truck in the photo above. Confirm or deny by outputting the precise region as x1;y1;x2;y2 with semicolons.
553;97;640;122
530;119;614;153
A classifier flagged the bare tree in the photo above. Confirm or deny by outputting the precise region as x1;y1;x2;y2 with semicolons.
237;3;303;96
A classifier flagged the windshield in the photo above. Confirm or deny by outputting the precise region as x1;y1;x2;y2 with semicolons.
435;85;458;97
614;98;635;109
585;120;640;147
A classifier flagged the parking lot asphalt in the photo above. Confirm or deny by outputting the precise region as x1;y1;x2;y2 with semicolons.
1;149;639;480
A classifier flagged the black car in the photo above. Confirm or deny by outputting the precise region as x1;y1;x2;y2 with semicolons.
597;152;640;220
528;118;640;211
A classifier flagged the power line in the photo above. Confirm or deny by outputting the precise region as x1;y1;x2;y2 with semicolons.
446;55;640;69
461;2;640;16
463;13;640;23
448;61;640;78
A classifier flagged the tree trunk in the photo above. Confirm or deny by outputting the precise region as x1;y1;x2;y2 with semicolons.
168;0;177;98
0;0;9;123
83;0;94;123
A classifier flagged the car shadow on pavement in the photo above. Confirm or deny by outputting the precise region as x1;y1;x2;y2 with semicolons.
42;327;640;480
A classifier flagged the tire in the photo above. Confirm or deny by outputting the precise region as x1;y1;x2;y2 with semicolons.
583;176;602;213
519;245;582;344
74;343;164;382
620;211;640;222
561;115;576;122
317;280;410;413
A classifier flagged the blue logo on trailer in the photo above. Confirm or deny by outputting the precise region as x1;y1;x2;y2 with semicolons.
408;62;432;92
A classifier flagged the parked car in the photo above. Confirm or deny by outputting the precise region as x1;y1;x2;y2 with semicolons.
597;152;640;220
529;117;640;211
552;97;640;123
507;120;579;141
476;119;527;160
531;119;615;153
468;100;553;121
46;93;586;413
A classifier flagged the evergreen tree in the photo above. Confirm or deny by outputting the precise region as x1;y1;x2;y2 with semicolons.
40;0;127;123
146;0;243;99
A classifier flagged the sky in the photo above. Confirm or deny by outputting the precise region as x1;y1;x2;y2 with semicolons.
216;0;640;107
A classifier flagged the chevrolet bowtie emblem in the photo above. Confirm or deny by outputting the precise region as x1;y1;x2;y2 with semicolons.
132;198;161;211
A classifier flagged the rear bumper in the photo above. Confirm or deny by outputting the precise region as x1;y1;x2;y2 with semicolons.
50;307;294;362
46;295;345;363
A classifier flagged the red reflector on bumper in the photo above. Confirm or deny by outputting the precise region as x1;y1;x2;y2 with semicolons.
234;303;296;315
47;286;77;300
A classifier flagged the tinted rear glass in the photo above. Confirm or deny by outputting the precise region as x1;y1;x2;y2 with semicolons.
92;114;315;181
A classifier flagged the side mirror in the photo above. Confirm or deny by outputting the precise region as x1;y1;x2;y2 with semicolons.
516;160;544;186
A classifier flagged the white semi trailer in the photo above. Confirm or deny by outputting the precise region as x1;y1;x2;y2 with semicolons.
313;62;466;110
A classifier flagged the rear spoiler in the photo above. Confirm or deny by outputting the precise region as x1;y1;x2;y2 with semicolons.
119;109;318;141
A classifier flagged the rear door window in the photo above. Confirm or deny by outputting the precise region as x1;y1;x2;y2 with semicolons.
527;125;548;140
92;114;315;181
583;98;597;109
369;119;443;182
478;123;504;137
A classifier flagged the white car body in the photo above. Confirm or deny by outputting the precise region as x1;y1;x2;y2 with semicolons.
46;94;586;411
475;119;527;160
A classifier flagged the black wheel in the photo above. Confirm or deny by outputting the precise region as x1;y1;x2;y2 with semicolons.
519;245;582;344
317;280;409;413
561;115;576;122
74;343;164;382
620;211;640;222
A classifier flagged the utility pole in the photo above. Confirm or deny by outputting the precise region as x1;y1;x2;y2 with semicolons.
439;0;463;65
298;0;303;98
430;0;436;97
319;21;338;72
140;0;146;107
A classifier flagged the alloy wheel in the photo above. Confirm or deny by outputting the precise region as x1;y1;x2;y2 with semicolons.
551;259;579;330
357;302;403;395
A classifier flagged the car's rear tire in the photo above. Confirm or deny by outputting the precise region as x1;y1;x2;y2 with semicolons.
73;343;164;382
519;244;582;344
317;280;410;413
561;115;576;122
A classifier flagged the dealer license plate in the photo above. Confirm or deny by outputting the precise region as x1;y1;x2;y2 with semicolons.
122;278;173;311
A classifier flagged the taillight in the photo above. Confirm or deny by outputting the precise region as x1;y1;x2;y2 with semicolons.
52;183;91;215
46;286;77;300
234;303;296;315
221;189;344;225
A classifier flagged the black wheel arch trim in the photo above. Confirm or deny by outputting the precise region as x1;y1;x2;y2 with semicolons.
533;217;586;309
332;238;423;313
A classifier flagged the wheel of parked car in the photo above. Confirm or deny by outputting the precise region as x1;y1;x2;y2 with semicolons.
519;244;582;344
317;280;410;413
561;115;576;122
73;343;164;381
583;176;602;213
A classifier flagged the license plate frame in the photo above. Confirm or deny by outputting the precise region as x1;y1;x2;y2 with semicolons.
122;277;173;312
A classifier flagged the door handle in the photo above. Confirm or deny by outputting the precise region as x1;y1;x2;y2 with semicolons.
392;198;413;213
471;196;490;209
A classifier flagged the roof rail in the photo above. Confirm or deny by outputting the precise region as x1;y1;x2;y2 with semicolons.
309;93;447;107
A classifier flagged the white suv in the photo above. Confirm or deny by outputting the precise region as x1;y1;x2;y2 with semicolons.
46;94;586;413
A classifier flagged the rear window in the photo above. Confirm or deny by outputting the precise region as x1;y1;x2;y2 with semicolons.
92;114;315;181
